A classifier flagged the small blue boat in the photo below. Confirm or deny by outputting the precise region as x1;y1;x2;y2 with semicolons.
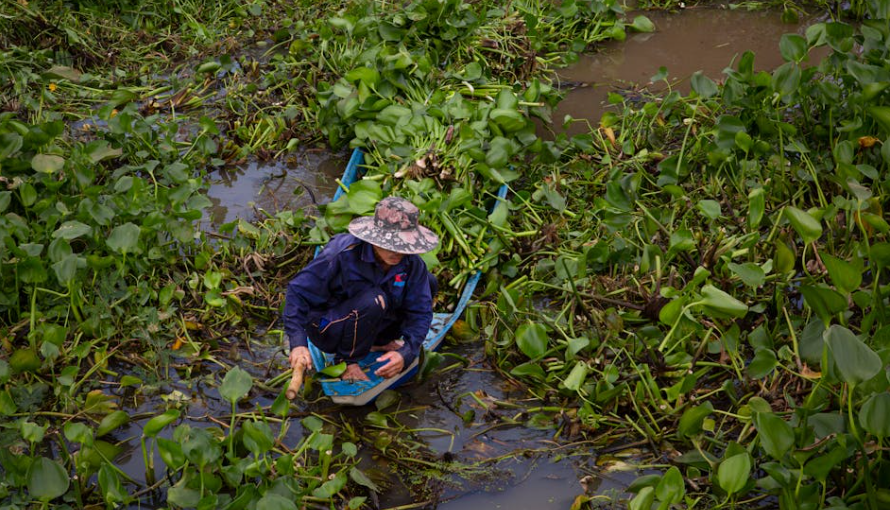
306;148;508;405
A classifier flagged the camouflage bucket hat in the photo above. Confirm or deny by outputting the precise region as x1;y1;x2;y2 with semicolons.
348;197;439;254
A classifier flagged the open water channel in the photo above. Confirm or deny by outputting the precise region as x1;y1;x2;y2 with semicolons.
173;5;819;508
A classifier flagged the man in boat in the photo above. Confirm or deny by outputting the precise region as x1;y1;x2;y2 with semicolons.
284;197;440;382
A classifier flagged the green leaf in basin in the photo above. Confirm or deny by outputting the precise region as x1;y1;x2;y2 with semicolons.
320;362;347;377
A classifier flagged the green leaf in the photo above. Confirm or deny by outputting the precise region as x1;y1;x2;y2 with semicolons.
21;420;46;443
96;411;129;437
800;285;846;325
718;453;751;495
562;362;588;392
748;188;765;229
510;362;545;380
167;485;201;508
182;427;221;467
31;154;65;174
754;412;794;460
52;255;79;285
868;106;890;134
242;420;273;456
486;137;513;168
143;409;180;438
655;466;685;504
157;437;185;469
690;72;718;98
779;34;808;62
302;415;323;432
697;199;721;220
312;471;347;498
799;320;825;365
821;253;861;295
824;325;882;387
219;366;253;404
0;390;16;415
256;493;298;510
515;321;548;359
629;487;655;510
490;108;526;133
20;182;37;206
98;463;128;506
803;444;849;482
270;389;290;419
728;262;765;288
320;362;347;377
747;348;777;379
52;221;92;240
120;375;142;387
377;105;411;126
698;285;748;319
64;422;93;444
85;141;122;163
860;392;890;439
10;348;41;373
106;223;141;254
784;206;822;244
349;466;380;492
630;15;655;33
375;390;400;411
0;133;23;159
27;457;70;501
346;180;383;215
345;67;379;87
342;442;358;457
668;229;695;253
678;401;714;438
772;62;801;96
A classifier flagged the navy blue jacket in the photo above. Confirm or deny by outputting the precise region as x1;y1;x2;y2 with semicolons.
284;233;433;367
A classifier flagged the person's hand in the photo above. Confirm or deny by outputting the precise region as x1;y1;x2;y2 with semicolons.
374;351;404;378
289;346;311;370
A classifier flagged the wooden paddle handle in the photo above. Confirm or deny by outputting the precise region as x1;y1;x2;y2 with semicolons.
286;362;305;400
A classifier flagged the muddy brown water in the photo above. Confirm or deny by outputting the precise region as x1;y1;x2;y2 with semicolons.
551;6;822;137
176;6;820;508
205;149;346;225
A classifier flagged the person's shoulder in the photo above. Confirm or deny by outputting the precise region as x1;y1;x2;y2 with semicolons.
404;253;427;269
320;233;363;259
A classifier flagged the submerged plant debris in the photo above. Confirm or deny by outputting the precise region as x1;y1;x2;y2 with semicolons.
2;0;890;508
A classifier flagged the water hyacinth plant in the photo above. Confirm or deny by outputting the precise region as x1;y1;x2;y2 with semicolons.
4;0;890;507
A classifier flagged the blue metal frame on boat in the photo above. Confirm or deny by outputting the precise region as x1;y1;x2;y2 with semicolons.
305;147;507;406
